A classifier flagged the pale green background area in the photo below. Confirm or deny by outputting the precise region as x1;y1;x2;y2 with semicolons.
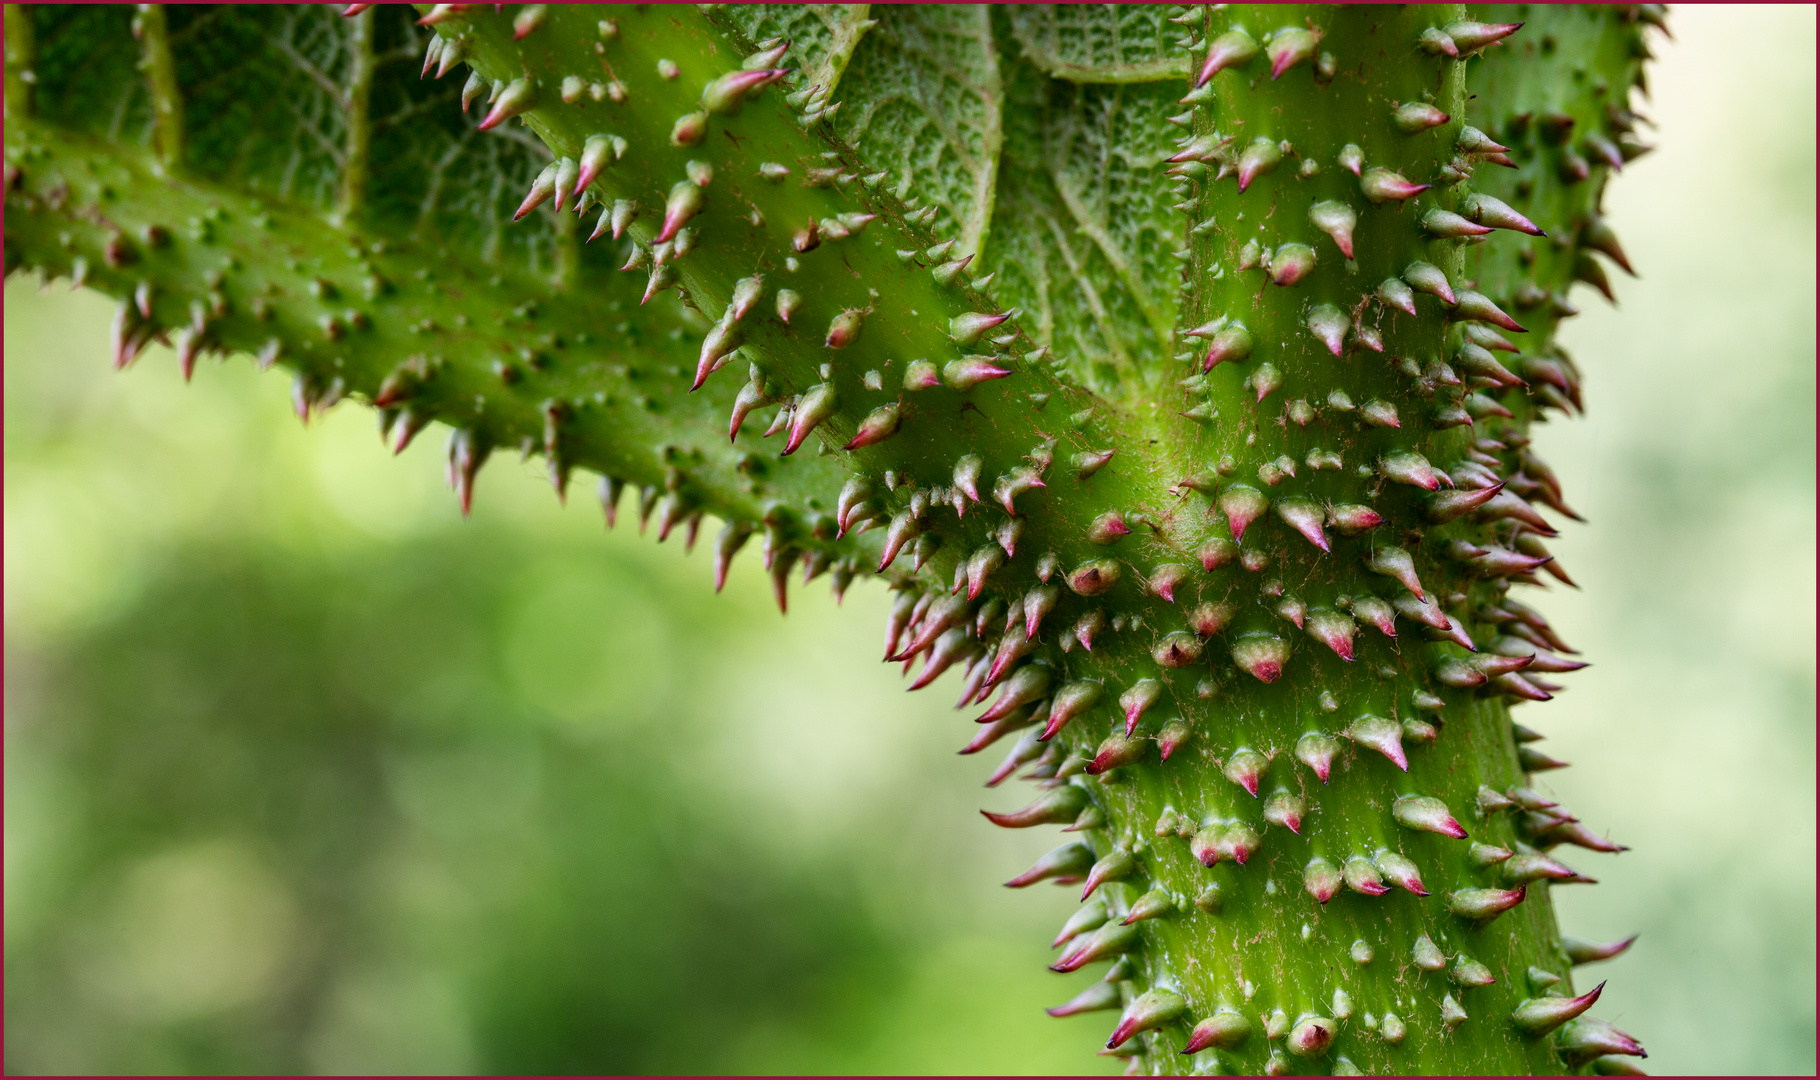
4;5;1813;1075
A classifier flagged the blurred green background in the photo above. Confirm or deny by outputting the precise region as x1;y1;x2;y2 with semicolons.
5;6;1813;1075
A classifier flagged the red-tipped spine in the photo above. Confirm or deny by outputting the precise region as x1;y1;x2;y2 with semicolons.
1106;990;1186;1050
982;783;1086;829
1511;982;1604;1037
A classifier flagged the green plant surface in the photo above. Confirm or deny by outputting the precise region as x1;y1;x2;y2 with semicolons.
10;4;1800;1077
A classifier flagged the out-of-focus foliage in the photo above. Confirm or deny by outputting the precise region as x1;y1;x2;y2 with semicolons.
4;5;1814;1076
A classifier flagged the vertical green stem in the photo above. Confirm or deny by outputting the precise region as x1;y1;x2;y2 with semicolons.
335;5;374;226
4;4;33;118
956;4;1001;262
549;192;578;290
132;4;182;171
817;5;874;100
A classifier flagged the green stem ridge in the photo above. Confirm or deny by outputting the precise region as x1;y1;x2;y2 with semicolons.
3;4;1665;1074
1007;5;1194;85
130;3;182;170
334;4;374;226
4;2;34;117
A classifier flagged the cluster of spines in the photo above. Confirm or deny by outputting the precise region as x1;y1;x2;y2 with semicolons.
4;6;892;621
741;4;1641;1069
7;4;1663;1074
900;6;1651;1073
417;3;1108;628
428;5;1257;685
426;1;1427;755
383;3;957;615
973;715;1635;1070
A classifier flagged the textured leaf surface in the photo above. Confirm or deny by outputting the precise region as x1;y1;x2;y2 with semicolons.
990;50;1182;397
1006;4;1191;84
30;4;564;270
833;4;1002;258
